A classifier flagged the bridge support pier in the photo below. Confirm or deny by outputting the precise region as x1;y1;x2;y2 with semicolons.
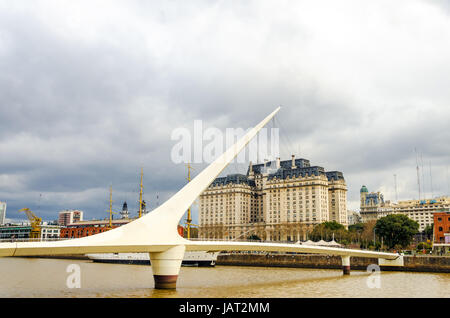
341;255;350;275
149;245;186;289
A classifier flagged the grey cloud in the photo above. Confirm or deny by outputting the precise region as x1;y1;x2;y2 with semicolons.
0;0;449;222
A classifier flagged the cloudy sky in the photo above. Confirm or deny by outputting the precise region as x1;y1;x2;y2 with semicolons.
1;0;449;224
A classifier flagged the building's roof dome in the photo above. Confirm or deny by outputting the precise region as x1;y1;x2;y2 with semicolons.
360;185;368;193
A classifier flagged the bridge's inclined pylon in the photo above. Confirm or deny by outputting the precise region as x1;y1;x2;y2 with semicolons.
0;107;402;289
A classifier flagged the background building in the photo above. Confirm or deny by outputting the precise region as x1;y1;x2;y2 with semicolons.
40;224;61;239
347;210;362;225
434;211;450;243
120;202;130;219
60;219;131;238
59;200;150;238
199;156;348;241
0;224;30;240
0;201;6;225
360;186;450;231
58;210;83;226
0;223;61;240
60;217;184;239
359;186;392;221
433;212;450;254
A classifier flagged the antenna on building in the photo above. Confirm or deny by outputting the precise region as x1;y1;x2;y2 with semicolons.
37;193;42;214
420;152;425;199
429;161;434;199
447;166;450;196
394;174;398;202
415;148;421;200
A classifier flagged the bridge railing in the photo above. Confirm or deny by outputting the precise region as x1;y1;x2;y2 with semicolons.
188;238;271;243
0;238;74;243
187;238;346;248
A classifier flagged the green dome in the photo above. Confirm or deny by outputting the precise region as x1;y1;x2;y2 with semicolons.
360;185;368;193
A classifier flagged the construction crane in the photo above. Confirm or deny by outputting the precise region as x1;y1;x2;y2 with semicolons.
19;208;42;239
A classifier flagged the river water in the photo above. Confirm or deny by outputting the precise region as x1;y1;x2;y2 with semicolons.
0;257;448;298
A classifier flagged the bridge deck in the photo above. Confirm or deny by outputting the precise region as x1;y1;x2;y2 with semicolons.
0;239;399;260
185;240;400;260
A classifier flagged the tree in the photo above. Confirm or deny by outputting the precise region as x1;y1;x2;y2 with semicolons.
357;220;377;248
310;221;346;241
423;224;434;240
247;234;261;241
375;214;419;249
322;221;345;231
348;223;365;233
417;241;432;252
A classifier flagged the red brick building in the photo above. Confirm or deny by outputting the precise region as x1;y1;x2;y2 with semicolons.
434;211;450;243
60;218;185;239
60;219;131;238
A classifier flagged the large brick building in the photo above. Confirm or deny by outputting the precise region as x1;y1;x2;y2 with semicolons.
60;218;184;239
60;219;131;238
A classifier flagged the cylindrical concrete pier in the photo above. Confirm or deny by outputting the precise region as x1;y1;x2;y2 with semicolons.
152;275;179;289
149;245;185;289
341;255;351;275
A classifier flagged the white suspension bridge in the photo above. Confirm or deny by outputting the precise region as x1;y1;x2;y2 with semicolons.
0;107;403;289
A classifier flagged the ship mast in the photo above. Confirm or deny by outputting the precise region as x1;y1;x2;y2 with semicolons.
415;148;421;200
108;185;114;229
138;167;144;218
186;163;193;239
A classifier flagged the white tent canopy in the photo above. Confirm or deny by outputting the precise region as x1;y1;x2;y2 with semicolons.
299;239;342;247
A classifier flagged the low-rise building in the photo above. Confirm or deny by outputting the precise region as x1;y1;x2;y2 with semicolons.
59;200;153;238
0;224;31;240
434;211;450;243
433;233;450;255
0;223;62;240
60;217;185;239
60;218;134;238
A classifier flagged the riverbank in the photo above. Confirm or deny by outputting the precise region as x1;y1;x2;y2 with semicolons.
216;253;450;273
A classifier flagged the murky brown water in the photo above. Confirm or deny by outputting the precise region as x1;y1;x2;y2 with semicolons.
0;257;449;298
